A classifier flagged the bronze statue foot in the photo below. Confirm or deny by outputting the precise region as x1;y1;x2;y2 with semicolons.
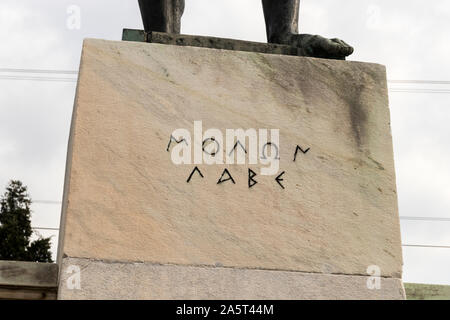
284;34;354;60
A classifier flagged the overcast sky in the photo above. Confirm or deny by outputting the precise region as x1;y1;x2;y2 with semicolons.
0;0;449;285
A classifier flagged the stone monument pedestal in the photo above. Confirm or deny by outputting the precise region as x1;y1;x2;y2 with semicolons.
57;38;405;299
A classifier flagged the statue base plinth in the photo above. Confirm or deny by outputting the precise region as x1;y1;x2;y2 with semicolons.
123;29;304;57
57;38;404;300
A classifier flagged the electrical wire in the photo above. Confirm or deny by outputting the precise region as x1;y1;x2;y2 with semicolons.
403;244;450;249
34;200;62;205
32;227;59;231
0;75;77;82
0;68;78;75
401;216;450;222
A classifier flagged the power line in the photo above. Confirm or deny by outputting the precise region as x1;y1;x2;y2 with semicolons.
403;244;450;249
29;223;450;249
388;80;450;85
30;200;450;223
1;70;449;84
389;88;450;94
28;201;450;222
2;68;450;87
34;200;62;205
28;225;450;249
401;216;450;222
0;68;78;75
32;227;59;231
27;227;450;249
388;79;450;94
0;68;78;83
0;76;449;94
3;74;450;93
0;75;77;83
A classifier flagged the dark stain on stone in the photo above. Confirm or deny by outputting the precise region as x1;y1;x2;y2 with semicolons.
346;84;367;150
161;67;170;78
368;155;385;171
331;64;371;151
383;249;396;259
250;54;276;80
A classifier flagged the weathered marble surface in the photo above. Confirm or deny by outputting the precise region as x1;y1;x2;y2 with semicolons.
58;39;403;298
59;257;405;300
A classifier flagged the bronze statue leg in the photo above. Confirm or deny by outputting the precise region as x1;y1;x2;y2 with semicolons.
261;0;300;44
262;0;353;59
137;0;353;59
138;0;185;33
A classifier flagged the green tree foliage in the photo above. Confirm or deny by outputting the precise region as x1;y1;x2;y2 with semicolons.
0;180;53;263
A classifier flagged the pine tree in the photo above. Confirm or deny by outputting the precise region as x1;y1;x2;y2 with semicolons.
0;180;53;263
